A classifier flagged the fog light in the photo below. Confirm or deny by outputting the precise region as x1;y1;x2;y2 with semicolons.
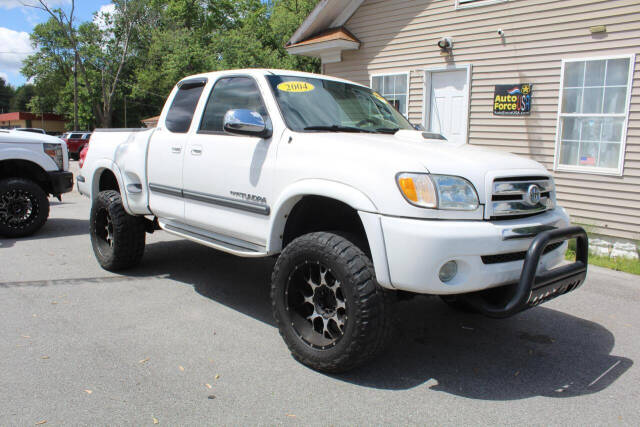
439;261;458;283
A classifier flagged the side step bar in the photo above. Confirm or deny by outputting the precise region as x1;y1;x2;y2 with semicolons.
159;220;268;258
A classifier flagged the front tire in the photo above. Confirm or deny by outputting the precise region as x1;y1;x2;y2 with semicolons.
90;190;145;271
271;232;392;373
0;178;49;238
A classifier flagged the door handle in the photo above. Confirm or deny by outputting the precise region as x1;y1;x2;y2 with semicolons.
191;146;202;156
171;146;182;154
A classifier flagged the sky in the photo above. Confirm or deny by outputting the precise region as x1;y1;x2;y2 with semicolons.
0;0;112;86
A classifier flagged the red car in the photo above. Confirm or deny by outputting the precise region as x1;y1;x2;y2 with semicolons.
79;143;89;168
62;131;91;160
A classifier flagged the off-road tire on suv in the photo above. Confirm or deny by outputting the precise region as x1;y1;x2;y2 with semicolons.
0;178;49;238
271;232;393;373
90;190;145;271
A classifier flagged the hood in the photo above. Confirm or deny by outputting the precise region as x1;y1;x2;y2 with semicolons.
393;129;546;174
0;129;65;145
297;129;549;205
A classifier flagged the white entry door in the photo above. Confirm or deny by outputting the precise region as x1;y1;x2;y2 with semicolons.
426;69;469;144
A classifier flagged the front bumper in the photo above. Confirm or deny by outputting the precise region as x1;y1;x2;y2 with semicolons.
464;226;587;318
379;208;572;295
48;171;74;195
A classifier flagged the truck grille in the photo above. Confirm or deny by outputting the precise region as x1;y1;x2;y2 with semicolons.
489;176;555;220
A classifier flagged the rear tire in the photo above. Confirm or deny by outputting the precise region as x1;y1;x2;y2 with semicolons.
90;190;145;271
0;178;49;238
271;232;392;373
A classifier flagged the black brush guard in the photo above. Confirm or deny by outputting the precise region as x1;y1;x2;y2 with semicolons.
465;226;588;318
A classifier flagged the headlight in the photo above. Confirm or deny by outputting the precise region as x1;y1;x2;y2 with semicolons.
396;173;479;211
43;143;63;170
396;173;437;208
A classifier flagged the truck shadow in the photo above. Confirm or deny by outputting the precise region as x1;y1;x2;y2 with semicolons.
0;218;89;248
132;239;632;399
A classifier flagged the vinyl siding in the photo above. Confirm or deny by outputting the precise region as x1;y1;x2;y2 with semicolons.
324;0;640;241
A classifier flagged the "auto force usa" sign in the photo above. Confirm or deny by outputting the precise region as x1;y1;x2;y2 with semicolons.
493;83;532;116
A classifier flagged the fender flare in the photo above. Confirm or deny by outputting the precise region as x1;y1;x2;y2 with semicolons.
89;160;133;215
267;179;378;250
266;180;392;287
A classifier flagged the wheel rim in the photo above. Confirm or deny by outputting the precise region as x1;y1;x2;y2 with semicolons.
93;207;114;255
0;189;37;229
285;261;347;349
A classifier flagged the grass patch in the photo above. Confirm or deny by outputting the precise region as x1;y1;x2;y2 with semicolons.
565;245;640;276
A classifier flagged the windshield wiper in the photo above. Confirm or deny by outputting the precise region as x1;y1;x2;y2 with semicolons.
304;125;374;133
375;127;400;134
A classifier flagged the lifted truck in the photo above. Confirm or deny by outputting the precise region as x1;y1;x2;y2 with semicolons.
0;129;73;237
78;69;588;372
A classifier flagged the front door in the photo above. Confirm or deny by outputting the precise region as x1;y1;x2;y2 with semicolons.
426;69;469;144
182;76;275;247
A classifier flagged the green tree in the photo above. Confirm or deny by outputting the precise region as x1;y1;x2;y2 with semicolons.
19;0;322;128
23;0;152;127
0;78;15;113
9;85;36;112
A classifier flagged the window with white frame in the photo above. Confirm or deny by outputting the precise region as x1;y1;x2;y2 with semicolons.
556;55;634;174
371;73;408;117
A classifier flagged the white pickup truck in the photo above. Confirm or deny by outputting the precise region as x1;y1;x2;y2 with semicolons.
78;69;588;372
0;129;73;237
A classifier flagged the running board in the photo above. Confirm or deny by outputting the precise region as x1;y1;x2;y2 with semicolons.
158;219;268;258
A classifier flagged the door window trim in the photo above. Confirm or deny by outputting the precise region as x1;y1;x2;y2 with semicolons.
422;64;472;144
163;78;208;134
196;74;270;136
553;54;635;176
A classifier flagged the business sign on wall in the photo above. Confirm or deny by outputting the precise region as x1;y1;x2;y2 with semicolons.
493;83;532;115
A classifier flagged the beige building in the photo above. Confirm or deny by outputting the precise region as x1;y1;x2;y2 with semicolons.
287;0;640;257
0;112;66;134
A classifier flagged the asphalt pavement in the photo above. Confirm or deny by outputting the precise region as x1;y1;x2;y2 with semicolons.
1;163;639;425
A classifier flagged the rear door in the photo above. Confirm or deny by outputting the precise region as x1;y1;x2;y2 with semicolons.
147;78;206;221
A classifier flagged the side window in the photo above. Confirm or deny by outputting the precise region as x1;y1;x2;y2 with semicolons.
165;81;206;133
199;77;267;133
371;73;408;117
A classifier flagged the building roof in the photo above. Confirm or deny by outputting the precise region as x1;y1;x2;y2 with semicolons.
141;115;160;123
287;0;364;46
0;112;65;122
288;27;360;48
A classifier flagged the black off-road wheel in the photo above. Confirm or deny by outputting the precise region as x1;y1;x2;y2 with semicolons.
0;178;49;238
271;232;392;373
90;190;145;271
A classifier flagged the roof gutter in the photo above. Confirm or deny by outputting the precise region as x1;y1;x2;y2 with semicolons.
287;0;330;46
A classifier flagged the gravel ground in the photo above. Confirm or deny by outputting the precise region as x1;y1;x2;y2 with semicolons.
1;162;639;425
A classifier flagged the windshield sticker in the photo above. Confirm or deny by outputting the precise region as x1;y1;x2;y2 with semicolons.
372;92;388;103
277;81;315;93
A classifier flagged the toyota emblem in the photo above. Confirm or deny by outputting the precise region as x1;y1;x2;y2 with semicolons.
525;184;541;206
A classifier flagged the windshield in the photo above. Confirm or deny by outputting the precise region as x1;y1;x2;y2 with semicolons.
266;75;414;134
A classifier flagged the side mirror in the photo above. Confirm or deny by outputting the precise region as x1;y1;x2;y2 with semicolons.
223;109;272;138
